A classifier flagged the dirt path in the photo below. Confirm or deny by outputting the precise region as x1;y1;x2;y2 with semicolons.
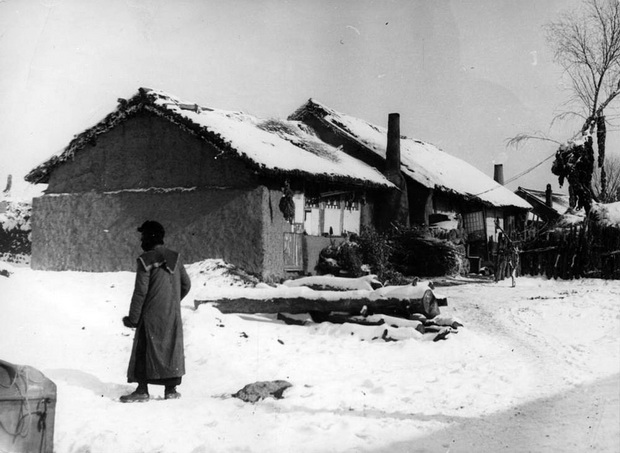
383;374;619;452
381;280;620;452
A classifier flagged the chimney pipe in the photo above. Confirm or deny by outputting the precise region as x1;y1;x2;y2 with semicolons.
545;184;553;208
493;164;504;185
386;113;401;173
383;113;409;229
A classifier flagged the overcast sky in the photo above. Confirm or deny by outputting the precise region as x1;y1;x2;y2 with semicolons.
2;0;614;197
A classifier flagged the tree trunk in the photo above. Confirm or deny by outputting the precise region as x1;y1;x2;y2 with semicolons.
597;114;607;199
195;290;440;319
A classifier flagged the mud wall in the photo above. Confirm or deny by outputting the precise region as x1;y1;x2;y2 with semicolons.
31;187;278;276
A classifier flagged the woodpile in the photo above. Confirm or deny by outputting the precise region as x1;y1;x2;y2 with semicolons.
277;312;463;342
391;231;462;277
429;214;470;275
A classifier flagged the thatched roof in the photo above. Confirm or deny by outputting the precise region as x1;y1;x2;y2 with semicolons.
290;99;532;210
591;201;620;228
25;88;394;190
515;187;571;219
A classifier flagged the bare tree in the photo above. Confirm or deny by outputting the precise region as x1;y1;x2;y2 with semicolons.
592;152;620;201
546;0;620;212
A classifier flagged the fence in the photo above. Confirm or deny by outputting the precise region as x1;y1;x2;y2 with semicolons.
518;221;620;280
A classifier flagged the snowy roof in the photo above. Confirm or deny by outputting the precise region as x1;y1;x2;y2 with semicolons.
591;201;620;228
290;99;531;210
25;89;394;190
515;187;572;215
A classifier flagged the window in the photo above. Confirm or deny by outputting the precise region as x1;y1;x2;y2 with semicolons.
343;202;361;235
324;208;341;235
463;211;485;241
296;192;361;236
487;216;503;242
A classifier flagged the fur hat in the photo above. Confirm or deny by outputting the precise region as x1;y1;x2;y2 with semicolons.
137;220;165;242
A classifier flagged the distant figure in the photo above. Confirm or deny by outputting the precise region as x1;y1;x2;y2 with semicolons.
120;221;191;402
3;174;12;194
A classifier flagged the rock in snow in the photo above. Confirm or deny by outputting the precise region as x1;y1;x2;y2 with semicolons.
232;380;293;403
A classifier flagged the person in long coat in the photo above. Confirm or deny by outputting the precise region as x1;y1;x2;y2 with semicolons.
120;221;191;403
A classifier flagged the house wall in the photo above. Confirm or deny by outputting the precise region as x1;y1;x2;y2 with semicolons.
30;187;278;276
34;111;394;279
46;112;256;193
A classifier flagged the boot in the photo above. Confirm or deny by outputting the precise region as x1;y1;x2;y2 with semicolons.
164;386;181;400
120;384;149;403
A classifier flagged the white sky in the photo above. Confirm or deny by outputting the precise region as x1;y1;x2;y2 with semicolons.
2;0;616;197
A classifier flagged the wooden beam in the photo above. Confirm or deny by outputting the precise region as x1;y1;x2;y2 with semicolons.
195;289;440;318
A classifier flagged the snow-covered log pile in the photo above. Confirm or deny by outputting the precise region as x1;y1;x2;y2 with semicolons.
195;275;461;342
429;214;470;274
282;274;383;291
388;227;465;277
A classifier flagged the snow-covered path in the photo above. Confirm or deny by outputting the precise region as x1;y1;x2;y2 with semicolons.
386;374;619;452
406;279;620;452
0;264;618;452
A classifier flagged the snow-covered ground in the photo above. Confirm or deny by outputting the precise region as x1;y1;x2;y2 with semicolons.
1;260;618;452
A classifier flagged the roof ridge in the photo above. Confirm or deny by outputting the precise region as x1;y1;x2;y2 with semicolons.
25;89;395;190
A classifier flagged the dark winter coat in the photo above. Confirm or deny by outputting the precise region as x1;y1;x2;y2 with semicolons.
126;245;191;383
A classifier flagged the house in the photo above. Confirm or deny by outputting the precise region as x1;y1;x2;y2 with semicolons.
289;99;531;264
515;185;572;224
24;88;394;279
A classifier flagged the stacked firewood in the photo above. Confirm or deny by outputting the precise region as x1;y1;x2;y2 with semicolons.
391;234;462;277
277;311;463;342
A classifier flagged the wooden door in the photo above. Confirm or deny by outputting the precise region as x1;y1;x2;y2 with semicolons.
283;232;303;271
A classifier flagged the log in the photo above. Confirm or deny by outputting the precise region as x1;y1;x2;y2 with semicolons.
423;325;443;333
282;274;382;291
276;313;307;326
307;313;424;334
352;314;425;333
308;312;385;326
426;315;463;329
433;327;451;342
520;246;559;254
382;327;424;341
195;289;440;318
